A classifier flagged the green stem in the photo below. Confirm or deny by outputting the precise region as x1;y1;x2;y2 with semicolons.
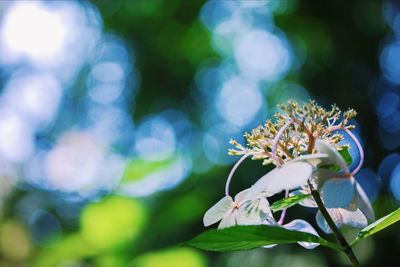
308;181;360;267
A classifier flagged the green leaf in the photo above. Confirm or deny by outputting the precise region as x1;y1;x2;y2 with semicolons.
351;208;400;246
338;147;353;165
186;225;342;252
271;194;311;212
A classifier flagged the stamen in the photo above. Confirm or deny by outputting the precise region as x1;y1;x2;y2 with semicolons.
225;153;250;196
272;119;293;167
278;189;289;225
344;128;364;176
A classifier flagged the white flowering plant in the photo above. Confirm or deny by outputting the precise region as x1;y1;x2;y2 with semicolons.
187;100;400;267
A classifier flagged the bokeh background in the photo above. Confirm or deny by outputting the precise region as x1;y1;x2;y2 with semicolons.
0;0;399;266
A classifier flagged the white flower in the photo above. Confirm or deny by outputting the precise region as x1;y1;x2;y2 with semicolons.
203;189;274;229
315;140;374;221
204;138;374;236
315;140;356;208
204;157;321;229
289;140;374;233
204;189;321;249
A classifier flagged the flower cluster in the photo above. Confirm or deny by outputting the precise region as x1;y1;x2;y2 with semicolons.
229;100;357;166
203;100;374;250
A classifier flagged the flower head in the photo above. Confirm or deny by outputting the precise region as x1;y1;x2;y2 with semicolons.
289;139;374;232
229;100;356;166
203;100;375;248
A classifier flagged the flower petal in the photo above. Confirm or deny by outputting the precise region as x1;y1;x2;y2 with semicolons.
355;182;375;221
248;162;313;198
218;210;237;229
315;140;349;173
234;188;251;204
316;209;343;234
320;178;355;208
203;195;233;227
339;208;368;229
346;192;358;211
316;208;368;233
236;197;273;225
283;219;320;249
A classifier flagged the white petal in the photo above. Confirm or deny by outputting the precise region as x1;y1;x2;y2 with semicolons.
291;153;330;166
316;209;343;234
234;188;251;204
289;190;318;208
316;208;368;233
346;192;358;211
320;178;355;208
264;215;278;226
315;140;349;173
218;211;237;229
355;182;375;221
236;197;272;225
339;208;368;229
284;219;320;249
203;195;233;227
248;162;313;198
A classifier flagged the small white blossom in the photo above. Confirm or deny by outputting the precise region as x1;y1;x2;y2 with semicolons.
315;140;374;221
203;189;274;229
288;140;374;232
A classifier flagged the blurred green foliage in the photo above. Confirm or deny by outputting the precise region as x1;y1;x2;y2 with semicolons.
80;196;147;251
0;1;399;267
